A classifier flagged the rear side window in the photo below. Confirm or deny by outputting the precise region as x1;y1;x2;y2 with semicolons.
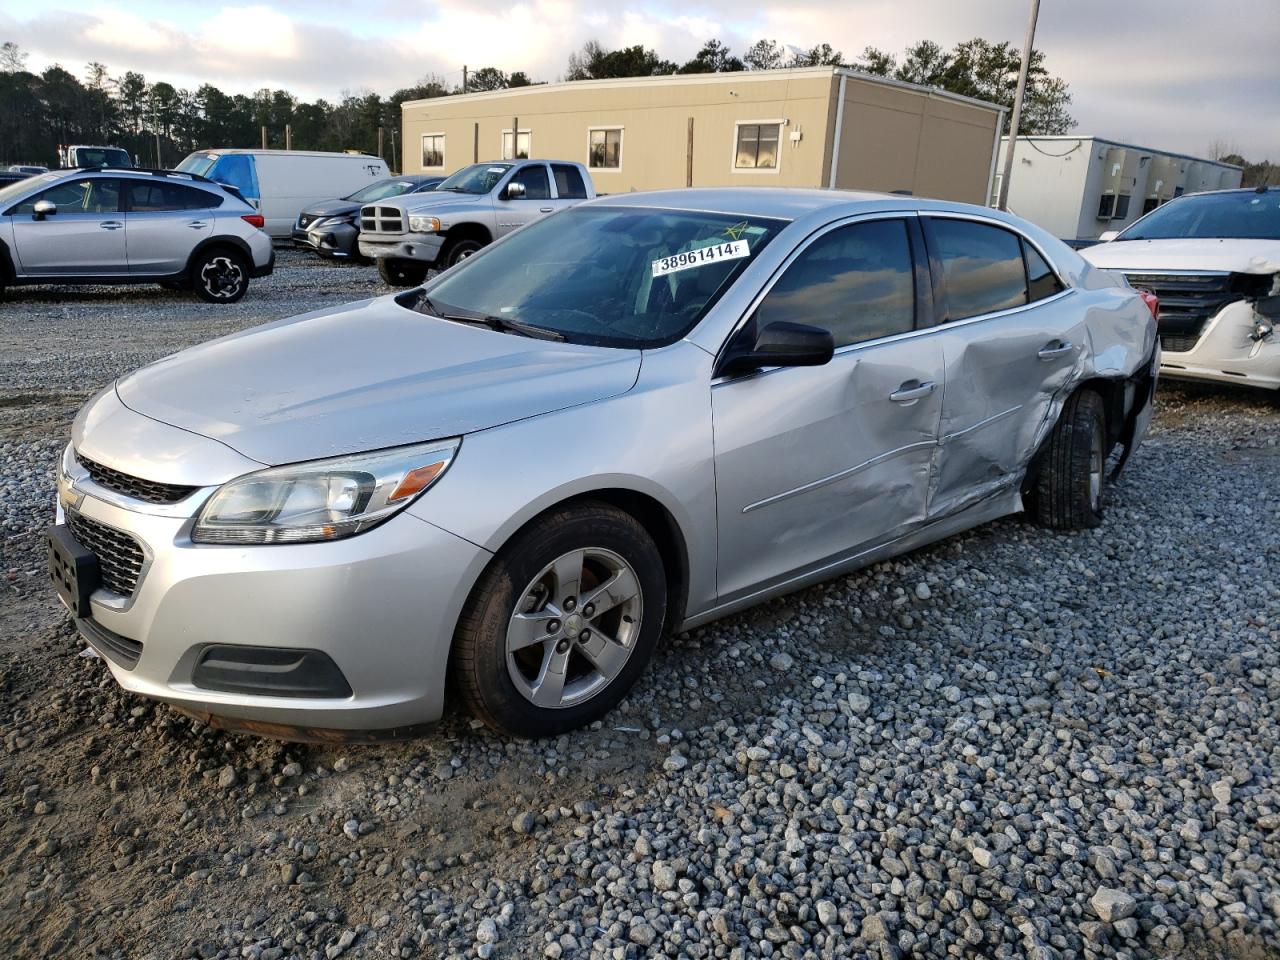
128;182;222;212
511;165;551;200
208;155;259;200
755;219;916;348
930;219;1028;321
1023;242;1065;302
551;165;587;199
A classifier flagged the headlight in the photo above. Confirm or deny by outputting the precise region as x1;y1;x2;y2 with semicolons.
408;215;441;233
191;439;459;545
314;215;353;228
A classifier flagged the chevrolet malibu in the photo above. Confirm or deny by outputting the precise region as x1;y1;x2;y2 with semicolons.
49;189;1159;740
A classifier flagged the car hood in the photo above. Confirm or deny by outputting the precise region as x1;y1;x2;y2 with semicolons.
1081;238;1280;274
301;199;361;218
397;193;490;215
115;297;642;466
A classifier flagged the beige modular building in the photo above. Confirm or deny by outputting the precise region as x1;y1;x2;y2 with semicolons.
998;136;1244;243
400;67;1006;204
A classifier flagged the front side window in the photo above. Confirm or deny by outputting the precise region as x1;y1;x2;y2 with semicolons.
12;177;120;215
502;130;531;160
588;128;622;169
552;165;587;200
510;165;550;200
735;123;781;170
930;219;1029;321
755;219;916;348
128;182;220;212
1118;190;1280;241
410;206;786;348
421;134;445;169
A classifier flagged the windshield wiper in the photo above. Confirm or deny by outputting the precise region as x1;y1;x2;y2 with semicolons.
415;294;563;341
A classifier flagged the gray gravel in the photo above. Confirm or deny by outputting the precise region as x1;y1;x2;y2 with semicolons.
1;255;1278;959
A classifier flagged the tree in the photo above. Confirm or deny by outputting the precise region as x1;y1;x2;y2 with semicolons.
116;71;147;134
508;71;534;88
853;46;896;76
743;39;785;71
469;67;508;92
566;41;676;80
678;40;744;74
0;41;26;72
791;43;844;67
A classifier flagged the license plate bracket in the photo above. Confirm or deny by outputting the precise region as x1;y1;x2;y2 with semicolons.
47;524;99;618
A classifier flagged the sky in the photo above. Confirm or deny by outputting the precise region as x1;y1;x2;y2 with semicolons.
3;0;1278;159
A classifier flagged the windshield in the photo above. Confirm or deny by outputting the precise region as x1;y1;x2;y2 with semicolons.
1119;190;1280;241
436;163;512;195
176;153;217;177
408;205;786;348
346;179;420;203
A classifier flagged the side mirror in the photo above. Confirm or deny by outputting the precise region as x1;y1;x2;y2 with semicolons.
716;320;835;379
1098;230;1119;243
504;181;526;200
32;200;56;221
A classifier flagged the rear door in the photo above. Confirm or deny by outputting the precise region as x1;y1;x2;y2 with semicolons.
124;180;218;275
9;177;126;276
922;215;1080;518
495;164;554;237
711;215;945;602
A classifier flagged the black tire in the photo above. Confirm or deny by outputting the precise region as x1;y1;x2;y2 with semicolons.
1031;389;1107;529
377;258;428;287
452;502;667;737
191;248;249;304
442;237;484;268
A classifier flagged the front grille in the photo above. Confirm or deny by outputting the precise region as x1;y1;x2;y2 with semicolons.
78;454;199;504
1123;272;1241;354
297;213;318;229
360;205;404;235
66;511;145;597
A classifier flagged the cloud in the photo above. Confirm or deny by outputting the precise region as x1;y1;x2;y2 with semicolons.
2;0;1276;158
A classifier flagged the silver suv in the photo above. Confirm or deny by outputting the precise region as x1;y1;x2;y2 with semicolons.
0;168;274;303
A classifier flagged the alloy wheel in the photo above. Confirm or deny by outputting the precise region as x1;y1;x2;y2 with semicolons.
201;256;245;299
505;547;642;709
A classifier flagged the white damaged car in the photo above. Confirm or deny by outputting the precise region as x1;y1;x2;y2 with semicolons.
1082;187;1280;391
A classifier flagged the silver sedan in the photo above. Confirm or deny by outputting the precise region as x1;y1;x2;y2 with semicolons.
49;189;1159;739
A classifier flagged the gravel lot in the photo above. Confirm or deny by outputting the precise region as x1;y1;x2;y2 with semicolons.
1;250;1278;960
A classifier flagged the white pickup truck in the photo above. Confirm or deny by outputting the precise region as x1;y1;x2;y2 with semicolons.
359;160;596;286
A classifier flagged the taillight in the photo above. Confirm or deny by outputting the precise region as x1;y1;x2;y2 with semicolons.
241;214;265;229
1138;290;1159;320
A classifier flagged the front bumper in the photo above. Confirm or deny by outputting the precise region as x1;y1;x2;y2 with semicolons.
54;489;490;733
358;232;446;264
293;222;360;258
1159;300;1280;390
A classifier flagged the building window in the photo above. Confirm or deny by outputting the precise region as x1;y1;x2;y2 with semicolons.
1113;194;1131;219
1097;194;1116;219
734;122;781;170
421;134;445;169
502;129;531;160
1142;196;1160;215
588;128;622;170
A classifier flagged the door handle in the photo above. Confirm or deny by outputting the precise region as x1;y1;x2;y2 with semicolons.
1037;340;1074;360
539;207;554;213
889;380;936;404
99;221;123;231
186;220;207;229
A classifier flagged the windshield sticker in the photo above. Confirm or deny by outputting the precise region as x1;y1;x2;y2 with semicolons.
651;239;750;278
486;167;507;174
722;220;750;241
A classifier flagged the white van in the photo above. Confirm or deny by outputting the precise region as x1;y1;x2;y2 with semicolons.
175;150;389;239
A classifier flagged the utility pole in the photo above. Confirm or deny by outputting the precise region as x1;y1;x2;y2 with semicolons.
462;65;468;94
377;126;384;159
261;125;268;150
285;124;292;150
997;0;1041;211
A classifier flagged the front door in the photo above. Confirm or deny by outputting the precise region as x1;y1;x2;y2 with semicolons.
712;216;944;603
125;180;215;275
922;216;1084;517
10;177;126;276
495;164;554;237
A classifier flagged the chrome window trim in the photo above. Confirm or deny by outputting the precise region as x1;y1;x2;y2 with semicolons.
711;209;1078;383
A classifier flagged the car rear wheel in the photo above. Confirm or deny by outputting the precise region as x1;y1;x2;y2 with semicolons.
1031;388;1107;529
192;249;249;304
443;238;484;268
377;258;428;287
452;502;666;737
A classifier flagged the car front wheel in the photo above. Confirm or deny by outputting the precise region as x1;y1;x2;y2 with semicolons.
192;249;249;303
1031;388;1107;529
443;238;484;268
452;502;667;737
377;258;428;287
